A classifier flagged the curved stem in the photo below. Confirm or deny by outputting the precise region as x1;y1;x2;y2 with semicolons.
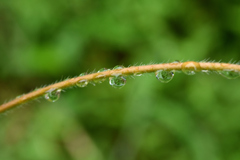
1;61;240;113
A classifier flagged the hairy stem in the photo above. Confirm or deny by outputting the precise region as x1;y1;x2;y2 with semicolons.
1;61;240;113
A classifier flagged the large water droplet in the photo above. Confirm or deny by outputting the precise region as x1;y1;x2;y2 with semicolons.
218;69;240;79
182;61;200;75
45;89;62;102
109;76;126;89
155;70;175;83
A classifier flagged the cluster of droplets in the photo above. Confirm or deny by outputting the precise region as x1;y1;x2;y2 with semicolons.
44;61;240;103
45;89;62;102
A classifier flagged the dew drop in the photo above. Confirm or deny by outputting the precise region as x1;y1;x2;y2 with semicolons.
45;89;62;102
201;70;211;75
182;61;200;75
77;72;89;87
89;81;96;86
173;60;180;63
79;73;86;76
92;68;109;83
218;69;240;79
155;70;175;83
16;94;25;99
202;70;209;73
113;65;124;70
109;76;126;89
94;78;106;83
183;70;195;75
98;68;109;72
133;72;142;76
94;75;106;84
76;80;88;87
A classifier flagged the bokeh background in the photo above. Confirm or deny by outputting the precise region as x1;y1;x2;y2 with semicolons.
1;0;240;160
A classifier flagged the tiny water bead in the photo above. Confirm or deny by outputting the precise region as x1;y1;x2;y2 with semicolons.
201;70;211;75
111;65;125;76
94;75;106;84
76;80;88;87
172;60;181;63
218;69;240;79
183;70;195;75
98;68;109;72
109;76;127;89
181;61;200;75
93;68;109;83
77;73;89;87
155;70;175;83
45;89;62;102
113;65;124;70
79;73;86;76
89;81;96;86
133;72;142;76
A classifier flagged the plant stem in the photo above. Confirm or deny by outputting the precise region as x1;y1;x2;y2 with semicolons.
1;61;240;113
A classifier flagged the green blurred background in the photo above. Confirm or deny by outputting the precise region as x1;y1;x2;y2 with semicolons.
1;0;240;160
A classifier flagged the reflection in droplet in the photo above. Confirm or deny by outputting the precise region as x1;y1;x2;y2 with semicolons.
155;70;175;83
45;89;62;102
76;80;88;87
109;76;126;89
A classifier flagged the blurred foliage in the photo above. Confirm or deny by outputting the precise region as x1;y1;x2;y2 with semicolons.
0;0;240;160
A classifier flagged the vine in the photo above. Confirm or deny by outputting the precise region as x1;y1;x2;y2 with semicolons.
1;61;240;113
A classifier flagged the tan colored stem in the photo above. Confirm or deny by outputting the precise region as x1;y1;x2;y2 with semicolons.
1;61;240;113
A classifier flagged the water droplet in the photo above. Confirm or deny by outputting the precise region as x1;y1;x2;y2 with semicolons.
155;70;175;83
183;70;195;75
16;94;24;99
77;73;89;87
113;65;124;70
94;77;106;83
173;60;180;63
182;61;200;75
201;70;211;74
90;68;109;84
98;68;109;72
89;81;96;86
202;70;209;73
45;89;62;102
76;80;88;87
218;70;240;79
109;76;126;89
79;73;86;76
133;72;142;76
